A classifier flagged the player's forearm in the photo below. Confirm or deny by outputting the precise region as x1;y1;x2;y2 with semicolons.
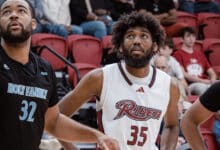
47;113;103;143
58;92;81;117
181;118;207;150
160;125;178;150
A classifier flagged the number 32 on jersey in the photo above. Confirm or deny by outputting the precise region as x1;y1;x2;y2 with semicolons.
19;100;37;122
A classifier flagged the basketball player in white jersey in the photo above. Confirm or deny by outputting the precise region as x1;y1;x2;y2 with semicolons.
59;11;180;150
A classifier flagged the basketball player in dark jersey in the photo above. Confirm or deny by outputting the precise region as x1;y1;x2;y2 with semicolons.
0;0;119;150
181;81;220;149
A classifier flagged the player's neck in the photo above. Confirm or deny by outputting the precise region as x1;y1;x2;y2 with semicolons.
125;64;150;78
1;38;31;64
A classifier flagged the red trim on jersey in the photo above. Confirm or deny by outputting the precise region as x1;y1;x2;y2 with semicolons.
148;66;156;88
118;62;132;85
97;110;105;133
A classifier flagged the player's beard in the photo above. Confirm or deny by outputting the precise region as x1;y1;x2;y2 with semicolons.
0;22;32;44
123;46;154;68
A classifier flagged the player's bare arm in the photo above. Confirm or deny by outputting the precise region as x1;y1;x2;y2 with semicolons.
181;100;213;150
45;104;119;149
45;105;99;142
160;80;180;150
59;68;103;116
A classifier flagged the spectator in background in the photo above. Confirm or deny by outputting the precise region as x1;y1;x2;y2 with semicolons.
153;55;192;150
136;0;188;37
41;0;83;35
178;0;195;13
109;0;135;21
152;38;189;99
69;0;112;38
178;0;219;14
29;0;82;38
173;27;217;95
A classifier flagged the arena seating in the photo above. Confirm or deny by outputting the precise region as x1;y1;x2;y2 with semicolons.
67;35;103;67
31;33;68;71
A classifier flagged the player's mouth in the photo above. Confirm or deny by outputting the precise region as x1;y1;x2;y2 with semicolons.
8;21;21;30
130;46;145;55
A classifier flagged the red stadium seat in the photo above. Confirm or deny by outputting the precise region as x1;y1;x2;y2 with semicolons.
203;38;220;66
67;35;103;67
197;13;220;39
101;35;118;65
177;11;198;33
200;115;215;132
67;62;98;88
31;33;68;71
201;131;219;150
172;37;182;50
68;63;98;102
101;35;113;51
199;115;219;149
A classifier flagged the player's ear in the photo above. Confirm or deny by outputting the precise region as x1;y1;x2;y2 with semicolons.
119;47;123;53
31;18;37;30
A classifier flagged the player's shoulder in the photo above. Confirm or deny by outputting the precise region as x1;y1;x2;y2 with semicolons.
155;67;171;79
30;52;52;70
102;63;118;70
84;67;103;82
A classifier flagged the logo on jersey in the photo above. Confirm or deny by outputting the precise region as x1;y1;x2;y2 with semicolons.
114;100;161;121
3;64;10;70
40;72;48;76
136;87;144;93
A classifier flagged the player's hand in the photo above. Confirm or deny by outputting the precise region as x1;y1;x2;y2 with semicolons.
59;140;78;150
97;135;120;150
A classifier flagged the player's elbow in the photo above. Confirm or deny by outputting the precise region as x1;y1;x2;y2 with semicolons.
166;123;179;133
180;114;198;134
45;113;60;136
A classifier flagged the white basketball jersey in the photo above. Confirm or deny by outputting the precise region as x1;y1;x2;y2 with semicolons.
97;62;171;150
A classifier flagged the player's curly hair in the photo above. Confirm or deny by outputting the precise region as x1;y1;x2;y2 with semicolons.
112;11;165;52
